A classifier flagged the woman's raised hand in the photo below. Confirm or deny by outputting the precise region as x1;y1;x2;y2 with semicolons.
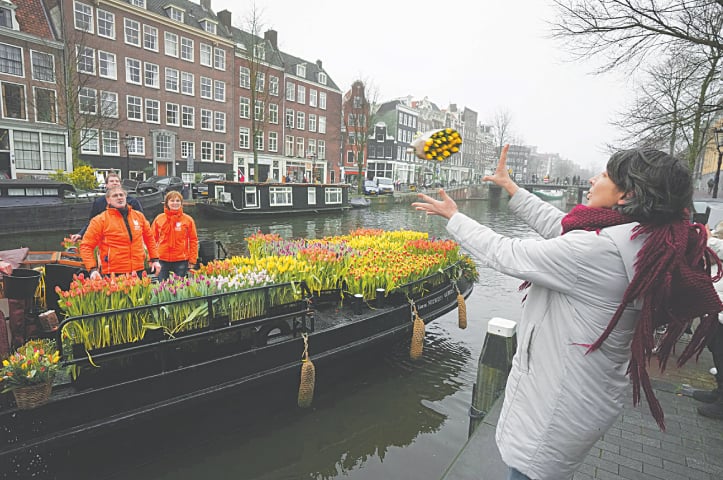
483;144;519;196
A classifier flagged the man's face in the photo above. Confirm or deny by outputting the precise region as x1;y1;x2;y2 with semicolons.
107;189;127;208
106;176;121;188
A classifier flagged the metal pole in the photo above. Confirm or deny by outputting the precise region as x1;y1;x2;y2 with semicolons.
714;150;722;199
124;134;130;180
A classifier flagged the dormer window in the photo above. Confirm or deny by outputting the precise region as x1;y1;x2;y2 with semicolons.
200;19;216;35
0;2;18;30
296;64;306;78
318;72;327;85
253;43;265;60
166;6;184;22
128;0;146;8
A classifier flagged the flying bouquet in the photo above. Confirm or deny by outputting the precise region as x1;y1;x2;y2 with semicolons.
408;128;462;162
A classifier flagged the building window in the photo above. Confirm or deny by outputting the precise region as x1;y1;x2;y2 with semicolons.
145;98;159;123
239;97;250;118
309;89;317;107
182;106;194;128
214;111;225;132
98;51;117;79
165;68;178;91
80;128;99;154
255;72;265;92
164;32;178;57
214;48;225;70
73;1;93;33
296;64;306;77
0;7;14;30
144;62;159;88
155;133;172;160
78;87;96;114
308;114;316;132
318;116;326;134
296;111;305;130
34;88;57;123
129;0;146;7
269;76;279;96
319;92;327;110
268;132;278;152
295;137;304;157
297;85;305;104
253;44;265;60
180;37;193;61
285;135;293;156
100;91;118;118
126;95;142;121
126;58;141;84
318;140;326;160
128;136;145;155
167;6;184;22
318;72;327;85
200;43;212;67
31;51;54;82
200;76;212;99
213;80;225;102
254;132;264;151
286;82;295;101
214;142;225;162
0;44;22;76
42;133;66;170
201;140;212;161
181;72;194;95
325;187;342;204
239;128;250;149
254;100;264;121
239;67;251;88
15;131;41;169
200;109;212;130
181;141;194;159
124;18;140;46
201;20;216;34
268;103;278;124
285;109;294;129
143;25;158;51
102;130;120;155
77;46;95;74
98;8;115;40
165;103;179;126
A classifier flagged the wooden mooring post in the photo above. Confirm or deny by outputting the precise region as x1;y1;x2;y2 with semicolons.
468;317;517;437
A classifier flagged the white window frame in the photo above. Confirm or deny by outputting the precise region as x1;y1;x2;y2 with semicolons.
144;62;159;88
324;187;342;204
96;9;115;39
319;92;327;110
125;58;141;84
98;51;117;79
143;24;158;52
269;186;293;207
309;89;317;107
145;98;160;123
200;43;212;67
182;105;195;128
126;95;142;121
239;97;250;118
165;67;179;92
214;111;226;132
102;130;120;156
268;131;278;152
31;51;55;82
213;80;225;102
239;127;250;149
124;18;140;46
80;128;99;154
286;82;295;101
200;76;212;99
73;1;93;33
269;76;279;96
180;37;193;62
165;102;179;126
214;142;225;163
214;47;226;71
77;46;95;74
100;91;119;118
239;66;250;88
164;32;178;57
180;71;194;96
200;108;212;131
268;103;278;124
78;87;97;114
297;85;305;104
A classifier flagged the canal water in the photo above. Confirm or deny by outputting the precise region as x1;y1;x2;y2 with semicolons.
3;196;564;480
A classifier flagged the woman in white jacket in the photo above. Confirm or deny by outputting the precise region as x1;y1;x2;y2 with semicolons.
413;146;722;480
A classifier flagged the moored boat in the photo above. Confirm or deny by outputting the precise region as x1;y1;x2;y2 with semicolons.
0;179;163;236
196;181;351;218
532;189;565;201
350;197;371;208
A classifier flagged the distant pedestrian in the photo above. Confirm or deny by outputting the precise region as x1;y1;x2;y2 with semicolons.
709;177;715;195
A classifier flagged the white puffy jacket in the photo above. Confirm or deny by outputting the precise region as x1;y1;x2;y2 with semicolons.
446;189;643;480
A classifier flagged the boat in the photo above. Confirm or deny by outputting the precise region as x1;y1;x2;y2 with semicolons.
0;179;163;236
0;246;474;463
532;189;565;201
195;181;351;218
350;197;371;208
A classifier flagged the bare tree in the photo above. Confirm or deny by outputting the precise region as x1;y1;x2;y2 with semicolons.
552;0;723;73
613;43;720;169
342;79;379;194
491;108;514;154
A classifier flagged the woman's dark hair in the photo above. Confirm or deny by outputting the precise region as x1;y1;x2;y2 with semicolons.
607;149;692;224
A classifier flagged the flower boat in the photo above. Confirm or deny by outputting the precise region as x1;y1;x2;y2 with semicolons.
0;229;476;463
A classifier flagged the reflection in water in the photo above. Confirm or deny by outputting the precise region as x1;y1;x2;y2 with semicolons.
6;196;568;480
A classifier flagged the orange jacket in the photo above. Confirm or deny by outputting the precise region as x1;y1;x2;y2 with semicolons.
80;206;159;274
151;206;198;264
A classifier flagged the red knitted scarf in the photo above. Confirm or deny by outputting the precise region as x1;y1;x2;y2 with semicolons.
557;205;722;429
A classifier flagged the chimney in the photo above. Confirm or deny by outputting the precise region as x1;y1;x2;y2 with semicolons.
217;10;232;29
200;0;211;11
316;59;322;70
264;29;278;50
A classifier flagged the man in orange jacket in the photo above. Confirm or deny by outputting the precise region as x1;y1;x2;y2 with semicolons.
80;186;161;280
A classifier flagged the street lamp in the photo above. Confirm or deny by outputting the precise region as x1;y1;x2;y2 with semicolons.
123;133;132;180
713;128;723;199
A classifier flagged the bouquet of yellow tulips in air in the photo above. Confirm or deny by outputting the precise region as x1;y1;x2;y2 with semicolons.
409;128;462;162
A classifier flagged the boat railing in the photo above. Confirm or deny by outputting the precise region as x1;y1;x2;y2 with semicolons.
58;281;313;362
372;260;468;306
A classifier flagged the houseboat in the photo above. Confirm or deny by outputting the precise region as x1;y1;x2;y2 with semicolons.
0;179;163;236
0;263;473;463
196;181;351;218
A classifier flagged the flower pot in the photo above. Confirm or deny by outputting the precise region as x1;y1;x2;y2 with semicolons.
13;380;52;410
2;268;41;300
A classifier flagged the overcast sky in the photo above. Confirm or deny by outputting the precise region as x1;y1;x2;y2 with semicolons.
212;0;633;172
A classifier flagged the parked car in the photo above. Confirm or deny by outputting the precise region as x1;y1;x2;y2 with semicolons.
137;176;184;195
374;177;395;195
193;173;226;198
363;180;379;195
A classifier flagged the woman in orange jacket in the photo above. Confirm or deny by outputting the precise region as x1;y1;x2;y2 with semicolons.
152;191;199;281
